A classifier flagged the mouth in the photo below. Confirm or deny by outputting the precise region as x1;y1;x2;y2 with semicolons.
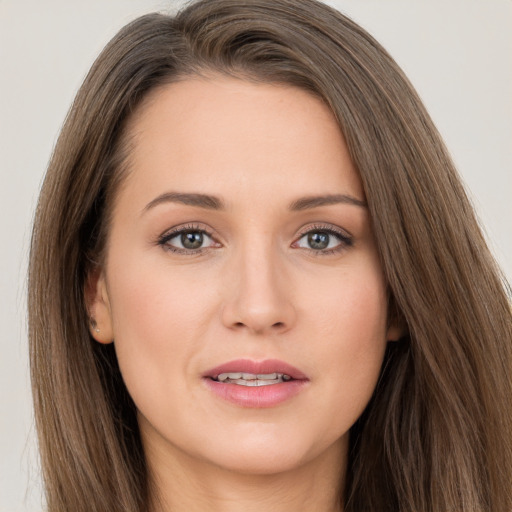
204;358;307;383
213;372;293;386
203;359;308;408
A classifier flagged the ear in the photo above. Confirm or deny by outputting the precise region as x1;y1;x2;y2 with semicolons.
386;296;408;342
85;267;114;344
386;323;406;342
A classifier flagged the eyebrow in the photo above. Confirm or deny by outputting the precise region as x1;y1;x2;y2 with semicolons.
142;191;367;215
143;192;225;213
289;194;367;211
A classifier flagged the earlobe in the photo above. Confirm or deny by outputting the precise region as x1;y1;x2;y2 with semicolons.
386;324;405;342
386;316;408;342
85;268;114;344
386;298;407;342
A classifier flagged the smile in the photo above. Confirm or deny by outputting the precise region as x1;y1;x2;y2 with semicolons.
214;372;292;386
203;359;308;407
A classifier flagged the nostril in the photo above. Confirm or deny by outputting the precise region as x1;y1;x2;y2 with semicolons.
232;320;286;331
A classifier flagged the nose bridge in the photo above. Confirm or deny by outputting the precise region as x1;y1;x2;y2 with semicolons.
222;232;295;334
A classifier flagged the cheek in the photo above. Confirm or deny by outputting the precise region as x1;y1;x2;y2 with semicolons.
303;264;389;430
108;249;219;340
306;256;388;347
105;259;218;413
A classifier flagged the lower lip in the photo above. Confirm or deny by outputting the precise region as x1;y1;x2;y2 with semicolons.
203;378;308;408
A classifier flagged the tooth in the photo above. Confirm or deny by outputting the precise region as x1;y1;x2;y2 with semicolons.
241;373;257;380
217;372;243;381
226;378;283;386
282;374;292;381
258;379;280;386
232;379;259;386
257;373;278;380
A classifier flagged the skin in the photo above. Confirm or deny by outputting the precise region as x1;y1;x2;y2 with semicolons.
89;76;401;512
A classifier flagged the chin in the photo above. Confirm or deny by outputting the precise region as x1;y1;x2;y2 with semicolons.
209;448;308;476
194;426;343;476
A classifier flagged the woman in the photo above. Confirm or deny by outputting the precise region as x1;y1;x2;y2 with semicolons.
28;0;512;511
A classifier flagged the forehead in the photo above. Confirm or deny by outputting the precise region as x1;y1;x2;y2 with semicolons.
120;75;364;206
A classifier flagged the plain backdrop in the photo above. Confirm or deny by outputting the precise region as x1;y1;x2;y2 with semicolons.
1;1;510;510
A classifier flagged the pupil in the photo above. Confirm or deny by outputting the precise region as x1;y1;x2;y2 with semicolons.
181;231;203;249
308;232;329;250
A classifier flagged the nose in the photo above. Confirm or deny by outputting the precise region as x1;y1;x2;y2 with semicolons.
221;243;296;336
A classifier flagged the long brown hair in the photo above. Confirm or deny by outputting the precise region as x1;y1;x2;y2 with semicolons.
29;0;512;510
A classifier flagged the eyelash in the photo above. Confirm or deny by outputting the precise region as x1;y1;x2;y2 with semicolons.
157;223;217;255
294;224;354;256
157;223;353;255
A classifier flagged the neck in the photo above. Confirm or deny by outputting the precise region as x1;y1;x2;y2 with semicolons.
145;434;347;512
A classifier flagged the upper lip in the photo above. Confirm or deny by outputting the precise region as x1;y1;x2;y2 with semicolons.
203;359;308;380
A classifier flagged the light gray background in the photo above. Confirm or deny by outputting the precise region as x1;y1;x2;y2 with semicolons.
1;1;510;510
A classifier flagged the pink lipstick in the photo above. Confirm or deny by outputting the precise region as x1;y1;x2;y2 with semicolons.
202;359;309;408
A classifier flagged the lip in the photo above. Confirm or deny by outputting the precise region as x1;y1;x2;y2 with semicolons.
203;358;308;380
202;359;309;408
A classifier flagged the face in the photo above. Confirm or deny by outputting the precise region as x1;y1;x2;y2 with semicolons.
89;76;399;476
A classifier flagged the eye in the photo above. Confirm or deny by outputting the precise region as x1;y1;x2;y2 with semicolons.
158;226;218;253
293;226;353;253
